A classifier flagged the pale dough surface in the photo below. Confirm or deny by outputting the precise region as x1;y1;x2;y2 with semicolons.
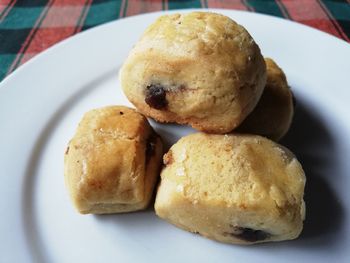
155;133;306;244
64;106;163;214
120;12;266;133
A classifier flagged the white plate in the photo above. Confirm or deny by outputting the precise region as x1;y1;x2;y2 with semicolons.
1;9;350;263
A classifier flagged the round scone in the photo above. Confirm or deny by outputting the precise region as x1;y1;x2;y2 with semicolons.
155;133;306;244
64;106;163;214
120;12;266;133
236;58;294;140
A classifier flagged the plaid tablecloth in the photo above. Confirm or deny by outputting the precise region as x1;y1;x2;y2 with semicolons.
0;0;349;81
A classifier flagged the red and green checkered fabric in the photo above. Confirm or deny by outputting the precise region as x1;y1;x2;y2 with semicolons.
1;0;350;81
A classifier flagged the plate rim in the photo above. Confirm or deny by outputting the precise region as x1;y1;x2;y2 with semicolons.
1;8;349;88
1;8;350;263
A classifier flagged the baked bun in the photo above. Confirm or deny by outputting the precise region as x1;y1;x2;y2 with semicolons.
64;106;163;214
155;133;306;244
237;58;294;140
120;12;266;133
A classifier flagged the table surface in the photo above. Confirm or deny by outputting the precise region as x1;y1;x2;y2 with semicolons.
0;0;349;81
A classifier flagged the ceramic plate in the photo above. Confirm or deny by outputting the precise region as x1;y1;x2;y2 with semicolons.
1;9;350;263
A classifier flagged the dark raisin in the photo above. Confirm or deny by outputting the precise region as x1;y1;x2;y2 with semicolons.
120;111;124;115
65;146;70;155
145;134;157;163
227;226;270;242
145;84;167;109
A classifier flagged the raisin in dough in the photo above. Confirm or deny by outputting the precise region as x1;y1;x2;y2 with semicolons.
120;12;266;134
237;58;294;141
64;106;163;214
155;133;306;244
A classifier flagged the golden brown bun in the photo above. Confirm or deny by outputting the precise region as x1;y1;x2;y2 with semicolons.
120;12;266;133
64;106;163;214
155;133;306;244
237;58;294;140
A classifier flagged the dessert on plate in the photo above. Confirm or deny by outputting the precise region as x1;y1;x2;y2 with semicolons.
155;133;306;244
64;106;163;214
120;11;266;133
63;11;306;246
237;58;294;141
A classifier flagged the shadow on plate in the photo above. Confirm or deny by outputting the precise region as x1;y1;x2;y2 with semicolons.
278;96;345;248
96;96;347;250
22;81;346;260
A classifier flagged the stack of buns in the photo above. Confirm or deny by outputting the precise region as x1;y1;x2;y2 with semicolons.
64;12;305;245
